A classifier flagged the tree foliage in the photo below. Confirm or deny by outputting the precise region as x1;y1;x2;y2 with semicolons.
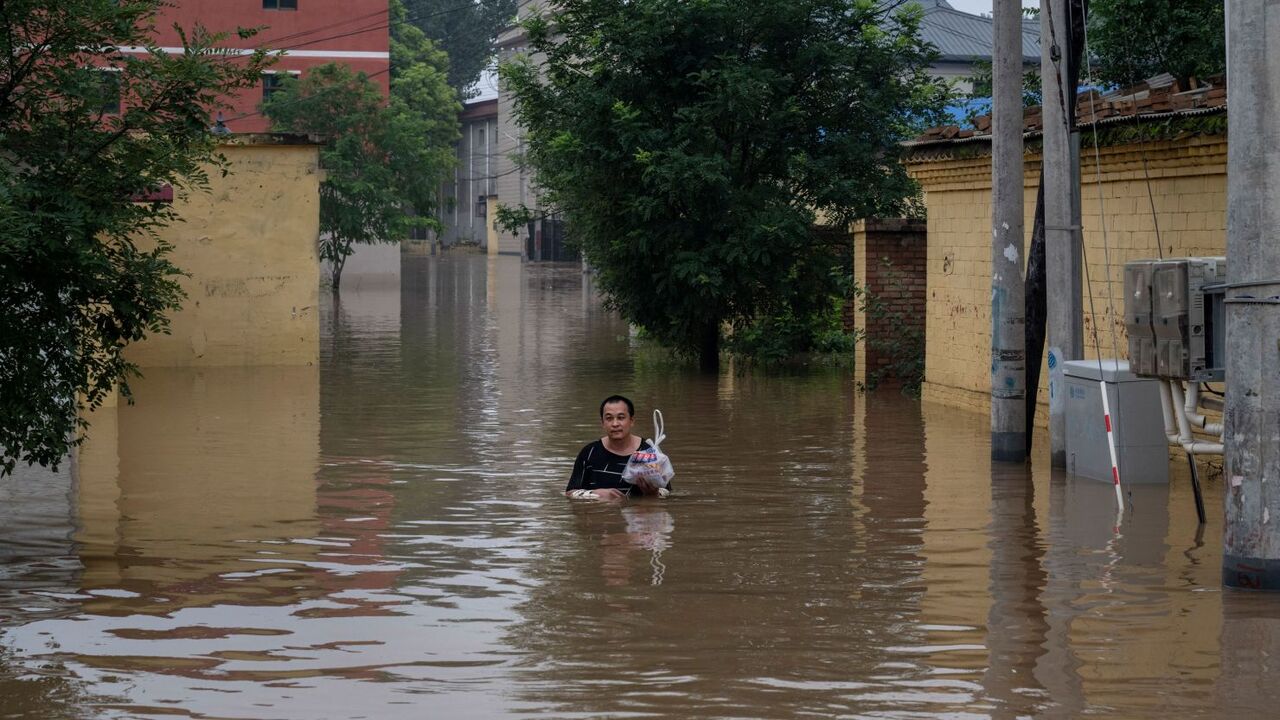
401;0;518;94
263;3;459;289
1087;0;1225;89
0;0;271;475
502;0;948;369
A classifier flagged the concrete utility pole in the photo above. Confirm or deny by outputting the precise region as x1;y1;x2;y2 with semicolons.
1222;0;1280;590
1041;0;1084;468
990;0;1027;462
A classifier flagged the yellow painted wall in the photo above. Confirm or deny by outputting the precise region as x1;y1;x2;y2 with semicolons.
907;136;1228;422
487;196;500;256
125;136;322;368
75;365;321;614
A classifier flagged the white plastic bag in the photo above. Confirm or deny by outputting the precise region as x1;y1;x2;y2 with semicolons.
622;409;674;489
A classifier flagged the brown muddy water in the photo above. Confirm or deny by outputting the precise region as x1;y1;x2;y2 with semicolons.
2;255;1279;719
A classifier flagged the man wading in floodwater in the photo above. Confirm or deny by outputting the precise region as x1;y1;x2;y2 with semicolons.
566;395;668;500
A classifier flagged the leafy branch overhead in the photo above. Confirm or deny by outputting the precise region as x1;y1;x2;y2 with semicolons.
502;0;949;369
0;0;272;475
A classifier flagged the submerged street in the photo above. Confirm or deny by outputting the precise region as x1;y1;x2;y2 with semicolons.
0;255;1274;718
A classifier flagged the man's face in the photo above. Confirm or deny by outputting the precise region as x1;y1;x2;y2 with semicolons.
600;401;634;442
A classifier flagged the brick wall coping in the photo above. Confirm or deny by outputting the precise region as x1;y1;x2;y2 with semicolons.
858;218;927;233
219;132;325;147
903;105;1225;155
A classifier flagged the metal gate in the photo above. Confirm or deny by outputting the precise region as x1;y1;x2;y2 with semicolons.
526;214;578;262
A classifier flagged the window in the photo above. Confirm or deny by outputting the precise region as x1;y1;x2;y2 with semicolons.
476;127;486;146
475;196;488;219
263;0;298;9
92;69;121;115
261;72;298;102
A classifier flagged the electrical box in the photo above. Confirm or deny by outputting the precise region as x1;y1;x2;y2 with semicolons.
1124;261;1158;376
1123;257;1226;381
1063;360;1170;485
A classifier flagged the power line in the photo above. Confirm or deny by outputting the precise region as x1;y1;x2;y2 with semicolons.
272;1;485;54
225;2;491;124
256;7;390;47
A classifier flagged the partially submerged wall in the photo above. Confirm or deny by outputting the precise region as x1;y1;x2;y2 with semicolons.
852;219;928;389
907;133;1228;421
126;135;322;367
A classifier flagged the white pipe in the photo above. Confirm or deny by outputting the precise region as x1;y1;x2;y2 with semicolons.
1170;381;1225;455
1200;394;1225;413
1159;380;1181;445
1184;382;1225;436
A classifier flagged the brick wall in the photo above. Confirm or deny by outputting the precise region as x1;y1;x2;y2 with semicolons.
905;135;1228;421
852;219;928;388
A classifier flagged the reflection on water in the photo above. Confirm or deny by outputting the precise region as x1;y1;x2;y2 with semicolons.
1;254;1277;718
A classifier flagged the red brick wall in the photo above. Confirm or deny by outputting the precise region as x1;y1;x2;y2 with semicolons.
145;1;391;132
855;219;927;385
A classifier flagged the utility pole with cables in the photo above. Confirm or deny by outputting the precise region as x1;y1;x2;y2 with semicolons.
990;0;1026;462
1041;0;1085;468
1222;0;1280;591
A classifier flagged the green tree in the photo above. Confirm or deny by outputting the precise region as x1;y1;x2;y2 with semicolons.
0;0;270;475
401;0;518;94
1087;0;1225;89
502;0;948;370
263;9;459;289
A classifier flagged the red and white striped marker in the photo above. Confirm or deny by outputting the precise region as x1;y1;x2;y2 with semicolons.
1099;380;1124;514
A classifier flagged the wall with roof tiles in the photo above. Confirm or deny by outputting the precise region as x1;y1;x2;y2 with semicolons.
906;135;1228;422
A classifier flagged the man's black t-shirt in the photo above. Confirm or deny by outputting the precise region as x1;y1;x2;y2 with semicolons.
566;438;659;496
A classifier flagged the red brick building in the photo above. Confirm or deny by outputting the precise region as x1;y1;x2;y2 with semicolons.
128;0;390;132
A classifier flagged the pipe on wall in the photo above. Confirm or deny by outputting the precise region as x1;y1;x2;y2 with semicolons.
1169;380;1225;455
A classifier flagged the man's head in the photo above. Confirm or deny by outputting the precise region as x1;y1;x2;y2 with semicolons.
599;395;635;419
599;395;635;443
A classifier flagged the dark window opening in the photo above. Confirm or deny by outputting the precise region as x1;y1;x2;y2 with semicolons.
263;0;298;10
93;70;121;115
262;73;288;102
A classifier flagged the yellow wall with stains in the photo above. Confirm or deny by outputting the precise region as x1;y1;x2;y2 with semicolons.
907;135;1228;422
126;136;322;368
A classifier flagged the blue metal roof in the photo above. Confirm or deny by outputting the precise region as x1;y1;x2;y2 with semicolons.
916;0;1040;63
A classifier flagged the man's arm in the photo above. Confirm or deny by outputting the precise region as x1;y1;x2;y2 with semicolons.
565;445;589;494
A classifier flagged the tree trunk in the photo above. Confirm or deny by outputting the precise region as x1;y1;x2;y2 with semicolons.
331;256;346;292
698;322;720;373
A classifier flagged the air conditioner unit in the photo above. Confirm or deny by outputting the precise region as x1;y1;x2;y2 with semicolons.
1124;257;1226;381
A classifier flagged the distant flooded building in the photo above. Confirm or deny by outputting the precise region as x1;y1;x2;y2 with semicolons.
437;98;499;249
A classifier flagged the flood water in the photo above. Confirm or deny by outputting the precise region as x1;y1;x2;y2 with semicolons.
3;254;1279;719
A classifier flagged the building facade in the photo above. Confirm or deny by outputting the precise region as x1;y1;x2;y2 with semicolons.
438;98;499;248
492;1;545;257
137;1;390;133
